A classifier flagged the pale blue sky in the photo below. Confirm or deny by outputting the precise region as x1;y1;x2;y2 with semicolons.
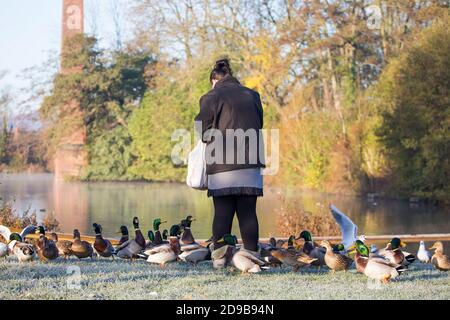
0;0;130;114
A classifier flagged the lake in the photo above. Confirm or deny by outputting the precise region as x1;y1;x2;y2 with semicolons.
1;173;449;242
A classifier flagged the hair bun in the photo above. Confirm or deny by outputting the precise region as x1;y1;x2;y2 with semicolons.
215;59;230;70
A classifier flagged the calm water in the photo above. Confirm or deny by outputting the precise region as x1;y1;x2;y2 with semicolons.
1;174;449;243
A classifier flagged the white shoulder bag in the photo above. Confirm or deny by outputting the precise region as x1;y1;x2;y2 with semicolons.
186;140;208;190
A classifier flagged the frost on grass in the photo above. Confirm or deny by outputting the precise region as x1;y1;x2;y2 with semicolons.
0;257;449;300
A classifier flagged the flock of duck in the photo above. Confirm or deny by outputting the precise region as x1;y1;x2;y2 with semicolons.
0;205;449;284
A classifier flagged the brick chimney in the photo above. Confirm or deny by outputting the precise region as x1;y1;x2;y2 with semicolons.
54;0;87;181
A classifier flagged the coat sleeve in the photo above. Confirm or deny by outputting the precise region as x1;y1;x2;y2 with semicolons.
194;93;216;142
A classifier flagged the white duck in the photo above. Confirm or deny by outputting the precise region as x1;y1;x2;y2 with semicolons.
417;241;431;263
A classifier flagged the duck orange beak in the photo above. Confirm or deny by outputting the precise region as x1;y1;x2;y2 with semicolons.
400;241;407;248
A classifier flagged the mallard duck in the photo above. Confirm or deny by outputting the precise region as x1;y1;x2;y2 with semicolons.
417;241;431;263
0;226;12;258
231;248;267;274
71;229;94;259
260;238;282;267
210;234;237;269
179;246;210;265
0;241;7;259
0;225;36;262
429;241;450;271
92;223;114;258
320;240;353;273
0;225;36;243
352;240;406;283
145;230;155;248
50;232;73;259
162;229;169;241
35;226;59;262
275;235;296;249
378;238;416;267
270;247;317;272
179;216;204;252
297;230;326;268
116;217;146;259
179;215;197;245
152;218;167;245
8;240;35;263
145;225;181;267
117;225;129;247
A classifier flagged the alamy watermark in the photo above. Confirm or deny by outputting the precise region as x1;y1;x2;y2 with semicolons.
171;121;279;175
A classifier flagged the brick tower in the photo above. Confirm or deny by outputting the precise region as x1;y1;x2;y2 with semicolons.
54;0;87;180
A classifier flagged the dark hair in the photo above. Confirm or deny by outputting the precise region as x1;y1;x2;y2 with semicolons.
210;59;232;84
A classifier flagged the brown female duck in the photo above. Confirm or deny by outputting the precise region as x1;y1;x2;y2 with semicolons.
429;241;450;271
50;232;73;259
320;240;353;273
35;226;59;262
71;229;94;259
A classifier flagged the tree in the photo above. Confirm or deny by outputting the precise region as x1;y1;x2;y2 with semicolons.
376;16;450;203
41;35;155;179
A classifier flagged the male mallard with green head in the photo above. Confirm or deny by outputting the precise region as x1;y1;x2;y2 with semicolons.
210;234;237;269
117;225;129;248
145;225;181;268
180;215;197;245
50;232;73;259
297;230;326;267
352;240;406;284
378;238;416;267
320;240;353;273
71;229;94;259
145;230;155;248
0;225;36;262
92;223;114;258
429;241;450;271
116;217;146;259
152;218;167;245
35;226;59;262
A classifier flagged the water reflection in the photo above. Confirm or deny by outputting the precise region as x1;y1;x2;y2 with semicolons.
1;174;449;241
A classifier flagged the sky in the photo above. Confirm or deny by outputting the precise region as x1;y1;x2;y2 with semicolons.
0;0;131;116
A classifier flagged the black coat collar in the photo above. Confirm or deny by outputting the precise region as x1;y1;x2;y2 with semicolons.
214;75;241;88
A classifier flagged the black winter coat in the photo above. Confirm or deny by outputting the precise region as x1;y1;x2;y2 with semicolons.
194;75;265;175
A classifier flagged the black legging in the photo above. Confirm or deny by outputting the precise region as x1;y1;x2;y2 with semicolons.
212;195;259;251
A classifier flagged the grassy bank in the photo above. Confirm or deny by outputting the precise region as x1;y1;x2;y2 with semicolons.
1;257;449;300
